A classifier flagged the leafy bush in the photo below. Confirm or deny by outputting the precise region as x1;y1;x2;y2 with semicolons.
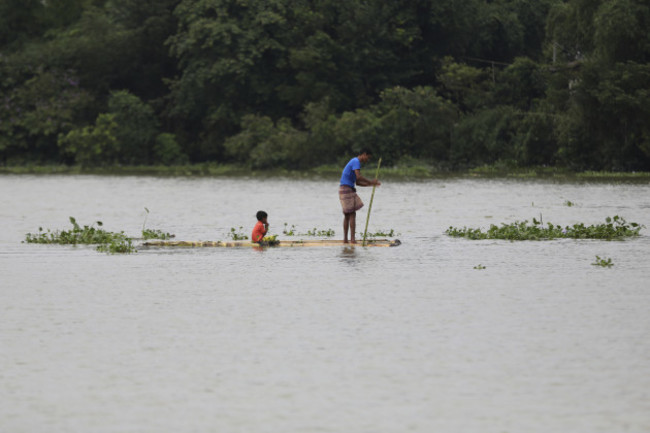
154;133;188;165
108;90;159;164
450;106;518;166
58;114;119;166
225;115;308;168
374;86;457;163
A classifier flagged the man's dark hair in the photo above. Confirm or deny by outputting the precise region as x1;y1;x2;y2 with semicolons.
358;148;372;156
256;210;268;221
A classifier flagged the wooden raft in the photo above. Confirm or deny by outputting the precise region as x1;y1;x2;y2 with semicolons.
143;239;401;248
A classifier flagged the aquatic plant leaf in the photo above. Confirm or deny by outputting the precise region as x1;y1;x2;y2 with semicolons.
446;217;642;241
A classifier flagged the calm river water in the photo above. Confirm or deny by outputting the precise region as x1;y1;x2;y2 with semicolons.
1;174;649;433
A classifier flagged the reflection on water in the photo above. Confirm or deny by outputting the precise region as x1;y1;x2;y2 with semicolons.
339;245;358;263
1;174;650;433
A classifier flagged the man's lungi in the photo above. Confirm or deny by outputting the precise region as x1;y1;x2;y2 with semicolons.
339;185;364;214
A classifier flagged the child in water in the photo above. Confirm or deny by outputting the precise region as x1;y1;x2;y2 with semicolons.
252;210;269;243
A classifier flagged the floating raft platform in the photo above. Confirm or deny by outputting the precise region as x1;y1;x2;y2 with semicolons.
143;239;401;248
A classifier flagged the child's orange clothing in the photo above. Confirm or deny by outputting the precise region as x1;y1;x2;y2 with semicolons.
251;221;267;242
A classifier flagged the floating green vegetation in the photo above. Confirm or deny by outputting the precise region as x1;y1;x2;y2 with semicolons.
564;200;577;207
592;255;614;267
141;207;174;239
228;226;249;240
283;223;335;237
142;228;174;240
96;236;136;254
282;223;296;236
25;217;124;245
446;216;642;241
473;264;487;270
24;216;173;254
365;228;399;237
282;223;398;238
305;227;335;237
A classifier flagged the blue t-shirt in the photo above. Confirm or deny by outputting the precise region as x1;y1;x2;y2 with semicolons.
340;157;361;187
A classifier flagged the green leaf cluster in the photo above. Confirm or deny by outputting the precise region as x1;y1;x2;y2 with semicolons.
281;223;334;237
25;216;174;254
96;237;136;254
446;216;643;241
228;226;249;240
591;255;614;267
25;217;122;245
365;229;398;238
141;228;174;240
305;227;335;237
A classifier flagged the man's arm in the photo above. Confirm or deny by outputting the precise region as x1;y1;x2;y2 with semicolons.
354;169;381;187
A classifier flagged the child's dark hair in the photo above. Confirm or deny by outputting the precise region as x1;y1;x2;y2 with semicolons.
256;210;268;221
359;148;372;156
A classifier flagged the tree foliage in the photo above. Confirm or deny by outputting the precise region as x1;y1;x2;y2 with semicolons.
1;0;650;170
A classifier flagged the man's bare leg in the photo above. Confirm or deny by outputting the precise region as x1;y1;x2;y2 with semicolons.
349;212;356;243
343;213;351;243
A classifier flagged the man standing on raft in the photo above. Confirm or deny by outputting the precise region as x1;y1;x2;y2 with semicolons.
339;149;381;244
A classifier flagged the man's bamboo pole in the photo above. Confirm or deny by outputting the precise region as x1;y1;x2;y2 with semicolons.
362;157;382;246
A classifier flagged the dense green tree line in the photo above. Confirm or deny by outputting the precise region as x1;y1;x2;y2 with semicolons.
1;0;649;170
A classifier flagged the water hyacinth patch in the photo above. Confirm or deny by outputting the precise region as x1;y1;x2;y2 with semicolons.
305;227;335;237
592;255;614;267
228;226;249;240
365;228;399;237
281;223;398;238
96;236;136;254
25;217;123;245
141;228;174;240
282;223;335;237
282;223;297;236
141;207;174;240
25;216;172;254
446;216;642;241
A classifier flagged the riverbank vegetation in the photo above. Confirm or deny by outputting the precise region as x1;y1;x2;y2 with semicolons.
2;0;650;172
2;163;650;183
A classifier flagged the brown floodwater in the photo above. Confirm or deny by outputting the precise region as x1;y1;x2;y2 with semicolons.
1;174;649;432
